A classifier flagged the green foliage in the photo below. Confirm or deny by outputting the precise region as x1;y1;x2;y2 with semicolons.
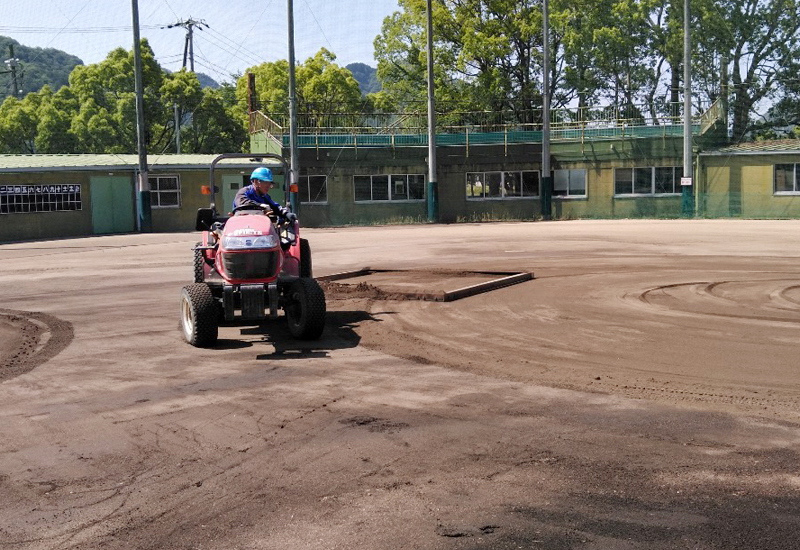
182;85;248;153
691;0;800;140
3;1;800;149
372;0;800;141
0;95;37;153
0;36;82;100
0;40;246;154
236;48;363;126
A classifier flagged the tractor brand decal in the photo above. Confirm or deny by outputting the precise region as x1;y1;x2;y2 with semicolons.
231;228;262;236
0;184;82;214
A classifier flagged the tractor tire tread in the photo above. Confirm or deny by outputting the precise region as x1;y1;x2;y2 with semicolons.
193;242;204;283
286;278;326;340
181;283;219;347
299;238;312;278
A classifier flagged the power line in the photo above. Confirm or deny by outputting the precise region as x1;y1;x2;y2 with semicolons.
204;27;264;66
301;0;333;52
221;0;275;73
199;32;263;68
0;25;162;34
161;17;208;71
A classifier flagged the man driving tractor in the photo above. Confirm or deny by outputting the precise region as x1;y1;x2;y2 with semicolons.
234;166;297;223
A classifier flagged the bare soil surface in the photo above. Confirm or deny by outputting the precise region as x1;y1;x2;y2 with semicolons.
1;220;799;550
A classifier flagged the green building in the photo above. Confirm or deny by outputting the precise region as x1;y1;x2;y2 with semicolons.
2;101;800;243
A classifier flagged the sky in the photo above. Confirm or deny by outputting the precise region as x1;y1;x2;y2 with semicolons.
2;0;401;84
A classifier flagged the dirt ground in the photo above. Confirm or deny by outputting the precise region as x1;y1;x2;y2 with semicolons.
1;219;799;549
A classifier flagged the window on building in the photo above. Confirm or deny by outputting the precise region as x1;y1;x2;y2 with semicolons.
615;167;681;196
409;175;425;199
0;184;82;214
522;171;540;197
615;168;634;195
392;175;408;200
553;169;586;197
775;164;798;193
634;168;652;194
298;175;327;203
654;167;680;194
467;170;540;199
149;175;180;208
354;174;426;202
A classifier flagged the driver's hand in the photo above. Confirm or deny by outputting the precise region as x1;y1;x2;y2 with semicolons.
285;212;298;223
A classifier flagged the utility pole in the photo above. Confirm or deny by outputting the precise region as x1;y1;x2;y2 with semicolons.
165;17;207;72
287;0;299;214
3;45;22;98
425;0;438;222
132;0;151;231
164;18;207;153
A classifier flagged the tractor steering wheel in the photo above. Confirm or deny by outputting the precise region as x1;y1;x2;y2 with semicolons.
231;203;264;213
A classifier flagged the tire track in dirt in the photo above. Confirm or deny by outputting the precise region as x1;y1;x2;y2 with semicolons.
0;309;74;382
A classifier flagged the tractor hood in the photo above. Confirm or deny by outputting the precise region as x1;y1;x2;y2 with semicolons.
219;213;280;252
216;212;283;283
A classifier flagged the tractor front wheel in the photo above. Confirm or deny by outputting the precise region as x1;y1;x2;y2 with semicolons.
285;278;326;340
193;242;204;283
180;283;219;347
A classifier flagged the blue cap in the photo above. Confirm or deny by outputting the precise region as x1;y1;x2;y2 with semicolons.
250;167;273;182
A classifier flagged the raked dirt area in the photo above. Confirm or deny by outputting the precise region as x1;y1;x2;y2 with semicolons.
1;219;799;550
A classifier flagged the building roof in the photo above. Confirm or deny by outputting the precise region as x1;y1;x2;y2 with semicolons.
701;139;800;156
0;154;284;172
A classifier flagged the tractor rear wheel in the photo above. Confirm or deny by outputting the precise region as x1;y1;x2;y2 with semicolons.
180;283;219;347
299;238;312;278
285;278;326;340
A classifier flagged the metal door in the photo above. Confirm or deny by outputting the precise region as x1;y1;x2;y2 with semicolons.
220;174;246;214
90;176;135;234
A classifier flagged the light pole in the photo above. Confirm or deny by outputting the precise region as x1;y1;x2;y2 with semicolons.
541;0;552;220
681;0;693;217
426;0;438;222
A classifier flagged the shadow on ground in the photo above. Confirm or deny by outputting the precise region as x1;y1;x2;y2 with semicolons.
246;309;384;360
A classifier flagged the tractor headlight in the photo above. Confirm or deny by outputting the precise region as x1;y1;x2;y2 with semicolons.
223;234;279;250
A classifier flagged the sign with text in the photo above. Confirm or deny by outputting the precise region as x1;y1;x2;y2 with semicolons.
0;184;82;214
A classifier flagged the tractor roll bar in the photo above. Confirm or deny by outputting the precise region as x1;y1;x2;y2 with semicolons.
208;152;290;213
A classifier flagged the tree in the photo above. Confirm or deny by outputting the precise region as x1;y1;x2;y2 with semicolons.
375;0;544;116
68;41;167;153
236;48;363;128
35;86;79;153
0;95;37;153
182;85;248;153
694;0;800;140
575;0;673;119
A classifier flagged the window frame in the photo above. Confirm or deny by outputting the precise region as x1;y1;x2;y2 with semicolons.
774;164;799;195
149;174;181;209
552;168;587;198
466;170;540;200
614;166;682;197
298;174;328;204
353;173;426;203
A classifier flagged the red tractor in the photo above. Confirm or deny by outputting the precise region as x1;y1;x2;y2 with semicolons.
180;153;326;347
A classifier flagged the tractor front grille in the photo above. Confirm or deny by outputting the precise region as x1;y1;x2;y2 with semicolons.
221;250;280;280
